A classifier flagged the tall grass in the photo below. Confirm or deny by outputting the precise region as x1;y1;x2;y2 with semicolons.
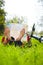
0;36;43;65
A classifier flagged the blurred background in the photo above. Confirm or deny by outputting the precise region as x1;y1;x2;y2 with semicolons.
0;0;43;36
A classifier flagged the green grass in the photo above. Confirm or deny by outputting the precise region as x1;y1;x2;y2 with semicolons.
0;36;43;65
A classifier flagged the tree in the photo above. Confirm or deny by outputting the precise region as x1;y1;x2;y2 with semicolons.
0;0;4;7
0;8;6;24
7;16;25;24
0;0;6;35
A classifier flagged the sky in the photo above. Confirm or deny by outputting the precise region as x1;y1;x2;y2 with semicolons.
4;0;43;32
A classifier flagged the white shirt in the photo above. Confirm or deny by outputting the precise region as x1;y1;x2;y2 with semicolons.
7;23;28;40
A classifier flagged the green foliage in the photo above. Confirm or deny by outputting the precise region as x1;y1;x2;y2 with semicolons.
39;31;43;36
0;0;6;24
0;36;43;65
0;0;5;7
0;0;6;35
0;9;6;24
0;24;5;35
7;16;25;24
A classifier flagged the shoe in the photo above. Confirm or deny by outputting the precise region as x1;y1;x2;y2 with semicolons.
32;24;35;32
40;36;43;43
39;38;41;43
31;24;35;37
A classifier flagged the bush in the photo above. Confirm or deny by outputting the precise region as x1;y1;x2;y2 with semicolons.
0;24;5;35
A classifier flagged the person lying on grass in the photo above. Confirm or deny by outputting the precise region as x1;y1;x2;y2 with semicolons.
2;27;11;45
26;24;42;43
26;33;32;47
2;27;25;47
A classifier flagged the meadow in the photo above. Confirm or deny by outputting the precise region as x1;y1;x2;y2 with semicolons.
0;36;43;65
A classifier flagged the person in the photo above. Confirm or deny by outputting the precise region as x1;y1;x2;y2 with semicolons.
14;28;25;46
26;33;32;47
40;36;43;43
2;27;11;45
26;24;42;43
8;28;25;46
25;24;35;47
31;24;41;42
31;24;35;37
2;27;25;46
